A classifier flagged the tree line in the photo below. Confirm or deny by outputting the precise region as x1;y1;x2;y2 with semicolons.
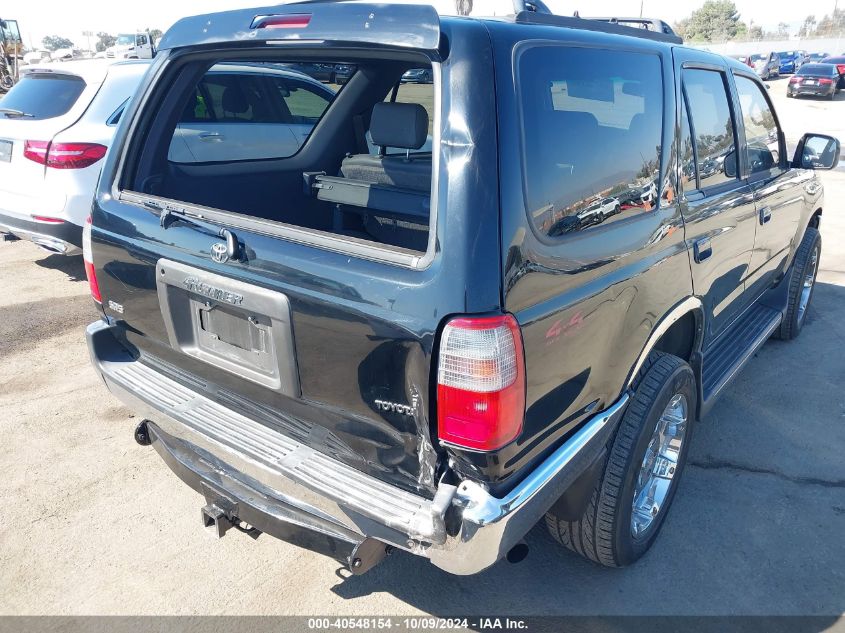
674;0;844;43
40;29;163;52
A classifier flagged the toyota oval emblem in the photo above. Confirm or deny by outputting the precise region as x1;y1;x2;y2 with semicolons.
210;242;229;264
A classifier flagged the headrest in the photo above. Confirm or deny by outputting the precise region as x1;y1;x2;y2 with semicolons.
222;86;249;114
370;102;428;150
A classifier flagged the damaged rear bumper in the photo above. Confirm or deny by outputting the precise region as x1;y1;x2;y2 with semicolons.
87;319;628;575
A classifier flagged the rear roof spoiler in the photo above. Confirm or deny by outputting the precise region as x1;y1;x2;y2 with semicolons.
157;2;441;53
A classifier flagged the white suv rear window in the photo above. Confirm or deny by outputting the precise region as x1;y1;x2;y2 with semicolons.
0;74;86;120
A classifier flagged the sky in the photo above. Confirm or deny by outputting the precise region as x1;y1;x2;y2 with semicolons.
7;0;840;50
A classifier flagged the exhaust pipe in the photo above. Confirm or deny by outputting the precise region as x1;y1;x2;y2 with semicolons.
32;237;70;254
506;540;529;564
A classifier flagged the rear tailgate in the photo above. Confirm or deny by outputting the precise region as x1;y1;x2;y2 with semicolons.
89;5;502;497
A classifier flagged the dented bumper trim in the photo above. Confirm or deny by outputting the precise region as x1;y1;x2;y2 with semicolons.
87;319;629;575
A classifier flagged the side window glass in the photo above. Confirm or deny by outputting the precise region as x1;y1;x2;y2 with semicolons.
137;35;148;46
735;75;781;175
683;69;738;190
679;93;698;191
272;78;329;123
108;99;129;126
198;74;281;124
519;46;663;238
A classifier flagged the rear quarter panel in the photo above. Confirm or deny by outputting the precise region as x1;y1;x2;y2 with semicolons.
477;26;695;487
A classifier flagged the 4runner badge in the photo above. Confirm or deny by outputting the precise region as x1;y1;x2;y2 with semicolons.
182;276;244;305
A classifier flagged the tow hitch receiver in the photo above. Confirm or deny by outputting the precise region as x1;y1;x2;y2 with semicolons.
200;482;238;538
201;503;234;539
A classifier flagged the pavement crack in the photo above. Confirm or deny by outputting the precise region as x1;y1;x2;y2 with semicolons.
689;458;845;489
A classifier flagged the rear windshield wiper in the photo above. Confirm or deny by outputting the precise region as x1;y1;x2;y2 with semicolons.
143;199;210;231
0;108;35;118
143;198;241;260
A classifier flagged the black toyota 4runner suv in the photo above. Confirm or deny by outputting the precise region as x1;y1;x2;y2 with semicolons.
84;2;840;575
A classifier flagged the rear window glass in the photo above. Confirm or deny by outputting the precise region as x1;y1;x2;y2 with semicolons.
126;56;435;257
798;64;835;76
0;74;86;120
519;46;663;238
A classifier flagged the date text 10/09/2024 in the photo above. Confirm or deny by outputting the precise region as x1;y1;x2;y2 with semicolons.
307;618;529;630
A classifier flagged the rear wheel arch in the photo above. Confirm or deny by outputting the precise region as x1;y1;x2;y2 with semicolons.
626;298;704;390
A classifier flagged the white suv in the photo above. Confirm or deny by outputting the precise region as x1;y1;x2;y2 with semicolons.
0;60;149;254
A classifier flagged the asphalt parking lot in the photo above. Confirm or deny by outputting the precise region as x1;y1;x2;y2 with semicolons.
1;84;844;618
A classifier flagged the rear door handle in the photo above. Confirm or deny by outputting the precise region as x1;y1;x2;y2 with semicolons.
693;238;712;263
199;132;225;142
759;206;772;224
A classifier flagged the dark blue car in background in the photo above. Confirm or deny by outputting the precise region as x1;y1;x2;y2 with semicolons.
779;50;806;74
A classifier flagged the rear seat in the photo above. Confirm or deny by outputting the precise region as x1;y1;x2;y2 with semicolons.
340;102;431;191
311;101;432;250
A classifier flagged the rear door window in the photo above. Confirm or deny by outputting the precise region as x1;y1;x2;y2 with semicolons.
271;77;331;123
170;69;336;163
518;46;664;238
199;73;287;123
0;74;86;120
683;69;739;190
679;93;697;191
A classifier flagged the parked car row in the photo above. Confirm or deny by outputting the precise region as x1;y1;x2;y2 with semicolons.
732;50;845;97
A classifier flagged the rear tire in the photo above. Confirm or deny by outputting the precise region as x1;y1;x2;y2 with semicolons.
777;226;821;340
546;354;697;567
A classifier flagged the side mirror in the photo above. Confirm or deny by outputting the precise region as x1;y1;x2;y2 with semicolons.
794;133;840;170
723;150;737;178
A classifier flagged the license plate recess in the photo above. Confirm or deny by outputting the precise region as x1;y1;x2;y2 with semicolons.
155;258;300;396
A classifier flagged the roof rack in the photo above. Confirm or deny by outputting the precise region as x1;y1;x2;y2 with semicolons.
514;11;683;45
510;0;552;14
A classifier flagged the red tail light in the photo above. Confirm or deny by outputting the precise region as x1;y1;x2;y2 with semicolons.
31;215;65;224
820;78;834;85
24;141;107;169
789;77;802;84
436;315;525;451
23;140;49;164
837;64;845;75
82;216;101;303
